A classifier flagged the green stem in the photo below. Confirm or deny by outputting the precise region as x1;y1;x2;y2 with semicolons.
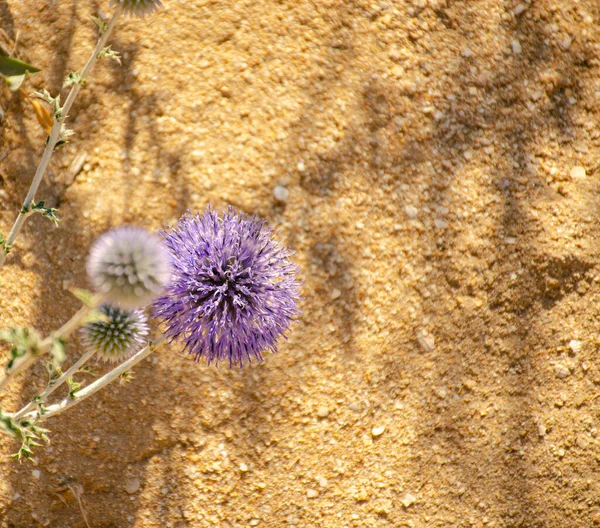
0;295;102;393
22;336;165;423
0;4;123;271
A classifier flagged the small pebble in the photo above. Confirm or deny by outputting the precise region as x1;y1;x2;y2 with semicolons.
317;406;330;418
32;470;41;480
297;161;306;172
273;185;289;203
559;36;572;51
240;463;249;472
511;39;522;54
416;330;435;352
538;423;547;437
249;520;260;526
306;488;319;498
570;166;586;179
569;340;582;354
405;205;418;219
435;387;448;399
125;478;140;494
434;218;448;229
330;288;341;300
402;493;416;508
555;364;570;379
462;379;476;391
371;425;386;437
318;476;328;487
514;3;527;15
374;499;393;516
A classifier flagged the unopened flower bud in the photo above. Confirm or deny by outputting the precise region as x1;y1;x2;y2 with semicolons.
82;304;149;363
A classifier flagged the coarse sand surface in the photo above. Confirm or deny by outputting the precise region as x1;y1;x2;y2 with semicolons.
2;1;600;526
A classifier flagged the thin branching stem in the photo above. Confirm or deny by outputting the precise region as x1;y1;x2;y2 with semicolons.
13;347;97;421
0;295;103;393
22;336;165;423
0;5;123;271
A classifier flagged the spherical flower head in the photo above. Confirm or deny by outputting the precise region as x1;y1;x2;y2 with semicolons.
110;0;164;17
87;227;171;309
82;304;150;363
153;207;301;367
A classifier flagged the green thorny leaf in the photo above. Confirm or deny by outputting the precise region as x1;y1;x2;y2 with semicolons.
0;327;42;372
67;376;82;399
0;410;50;462
119;370;135;386
63;71;86;88
50;338;66;369
90;15;108;33
97;45;121;65
22;200;60;226
33;89;62;120
1;231;11;254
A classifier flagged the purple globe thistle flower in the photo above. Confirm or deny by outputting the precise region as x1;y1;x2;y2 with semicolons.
153;207;301;367
82;304;149;363
87;227;171;309
110;0;164;17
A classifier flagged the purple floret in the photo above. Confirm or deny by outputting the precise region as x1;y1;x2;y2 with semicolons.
153;207;301;367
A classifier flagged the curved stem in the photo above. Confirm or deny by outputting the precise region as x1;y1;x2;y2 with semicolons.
0;5;123;271
0;295;102;393
13;347;97;421
23;336;165;424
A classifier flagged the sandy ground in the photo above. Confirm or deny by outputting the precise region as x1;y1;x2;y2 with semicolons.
2;0;600;526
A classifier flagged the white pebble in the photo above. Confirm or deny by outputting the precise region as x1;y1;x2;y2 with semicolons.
555;364;570;379
570;166;586;179
240;463;249;472
306;488;319;498
317;406;330;418
273;185;289;203
569;340;582;354
402;493;416;508
125;478;140;494
318;476;328;487
330;288;341;300
511;39;522;54
417;330;435;352
405;205;418;219
514;3;527;15
31;470;41;480
371;425;386;437
297;161;306;172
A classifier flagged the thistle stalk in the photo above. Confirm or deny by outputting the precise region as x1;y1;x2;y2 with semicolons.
0;295;103;393
19;336;165;423
12;347;96;421
0;4;124;271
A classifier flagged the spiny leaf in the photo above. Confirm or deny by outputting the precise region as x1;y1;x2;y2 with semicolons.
90;15;108;33
97;46;121;65
50;338;66;369
28;201;60;226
